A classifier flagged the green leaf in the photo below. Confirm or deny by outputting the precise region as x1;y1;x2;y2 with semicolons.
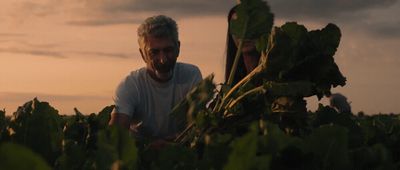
0;143;51;170
64;109;89;144
260;123;301;154
224;123;271;170
256;34;270;52
263;81;315;97
95;126;138;170
302;125;350;170
199;134;233;169
10;98;63;165
151;144;197;169
97;105;114;129
0;109;11;142
350;144;395;169
55;140;87;170
313;105;365;148
260;22;345;99
230;0;274;40
170;74;216;130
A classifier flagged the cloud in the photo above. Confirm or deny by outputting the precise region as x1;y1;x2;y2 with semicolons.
67;18;142;26
370;22;400;38
0;39;59;48
0;47;66;58
268;0;400;38
18;1;58;17
0;92;110;103
0;46;135;59
268;0;398;20
0;39;135;59
84;0;235;17
9;0;400;29
10;0;235;26
69;51;133;59
355;20;400;39
65;0;236;26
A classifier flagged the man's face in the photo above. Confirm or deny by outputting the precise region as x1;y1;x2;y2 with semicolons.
141;36;179;77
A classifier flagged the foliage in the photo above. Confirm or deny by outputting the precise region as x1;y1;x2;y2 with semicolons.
9;98;63;165
263;22;346;98
0;143;51;170
1;99;400;170
1;0;399;169
0;109;11;142
230;0;274;40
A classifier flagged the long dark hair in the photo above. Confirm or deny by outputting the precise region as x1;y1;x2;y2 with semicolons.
225;6;247;85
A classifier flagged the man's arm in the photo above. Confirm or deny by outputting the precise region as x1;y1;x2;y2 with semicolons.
109;112;131;129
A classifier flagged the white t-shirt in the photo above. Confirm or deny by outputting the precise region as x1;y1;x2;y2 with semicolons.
113;62;202;139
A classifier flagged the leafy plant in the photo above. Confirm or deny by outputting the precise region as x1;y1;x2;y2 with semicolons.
0;143;51;170
0;0;399;169
9;98;63;166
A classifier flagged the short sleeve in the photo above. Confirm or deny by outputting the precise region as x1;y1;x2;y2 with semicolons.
191;65;203;87
113;76;138;117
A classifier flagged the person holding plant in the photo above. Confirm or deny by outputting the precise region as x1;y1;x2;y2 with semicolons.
215;5;267;135
109;15;202;146
224;6;261;85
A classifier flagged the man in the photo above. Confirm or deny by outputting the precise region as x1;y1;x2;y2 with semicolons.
109;15;202;141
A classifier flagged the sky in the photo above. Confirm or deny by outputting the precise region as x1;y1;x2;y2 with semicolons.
0;0;399;115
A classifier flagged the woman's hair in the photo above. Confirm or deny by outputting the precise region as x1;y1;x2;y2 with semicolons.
225;6;247;85
137;15;179;49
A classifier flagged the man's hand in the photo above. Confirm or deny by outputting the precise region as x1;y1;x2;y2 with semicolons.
164;133;178;142
109;113;131;129
148;139;168;150
148;134;178;150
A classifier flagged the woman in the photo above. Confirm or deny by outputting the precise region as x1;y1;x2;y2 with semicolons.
224;6;261;85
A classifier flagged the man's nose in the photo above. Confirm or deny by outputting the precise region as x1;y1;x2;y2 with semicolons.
158;51;168;64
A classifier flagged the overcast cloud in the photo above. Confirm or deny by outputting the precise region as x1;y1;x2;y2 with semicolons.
0;47;135;59
0;92;110;103
78;0;400;38
67;18;142;26
0;47;66;58
268;0;400;37
8;0;400;37
82;0;234;16
268;0;398;19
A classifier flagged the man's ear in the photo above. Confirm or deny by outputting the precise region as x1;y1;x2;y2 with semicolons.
176;41;181;58
139;48;147;62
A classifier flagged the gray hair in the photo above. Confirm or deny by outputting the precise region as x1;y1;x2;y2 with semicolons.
137;15;179;49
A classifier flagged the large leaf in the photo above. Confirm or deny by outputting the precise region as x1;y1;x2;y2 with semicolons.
302;125;350;170
350;144;395;169
170;75;216;130
95;126;138;170
230;0;274;40
224;123;271;170
0;143;51;170
0;109;10;142
261;22;346;98
9;98;63;165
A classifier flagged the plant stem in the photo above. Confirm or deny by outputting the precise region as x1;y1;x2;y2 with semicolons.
217;64;263;112
226;17;249;86
174;122;195;143
223;85;266;117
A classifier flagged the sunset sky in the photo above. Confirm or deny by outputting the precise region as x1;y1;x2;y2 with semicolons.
1;0;399;115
